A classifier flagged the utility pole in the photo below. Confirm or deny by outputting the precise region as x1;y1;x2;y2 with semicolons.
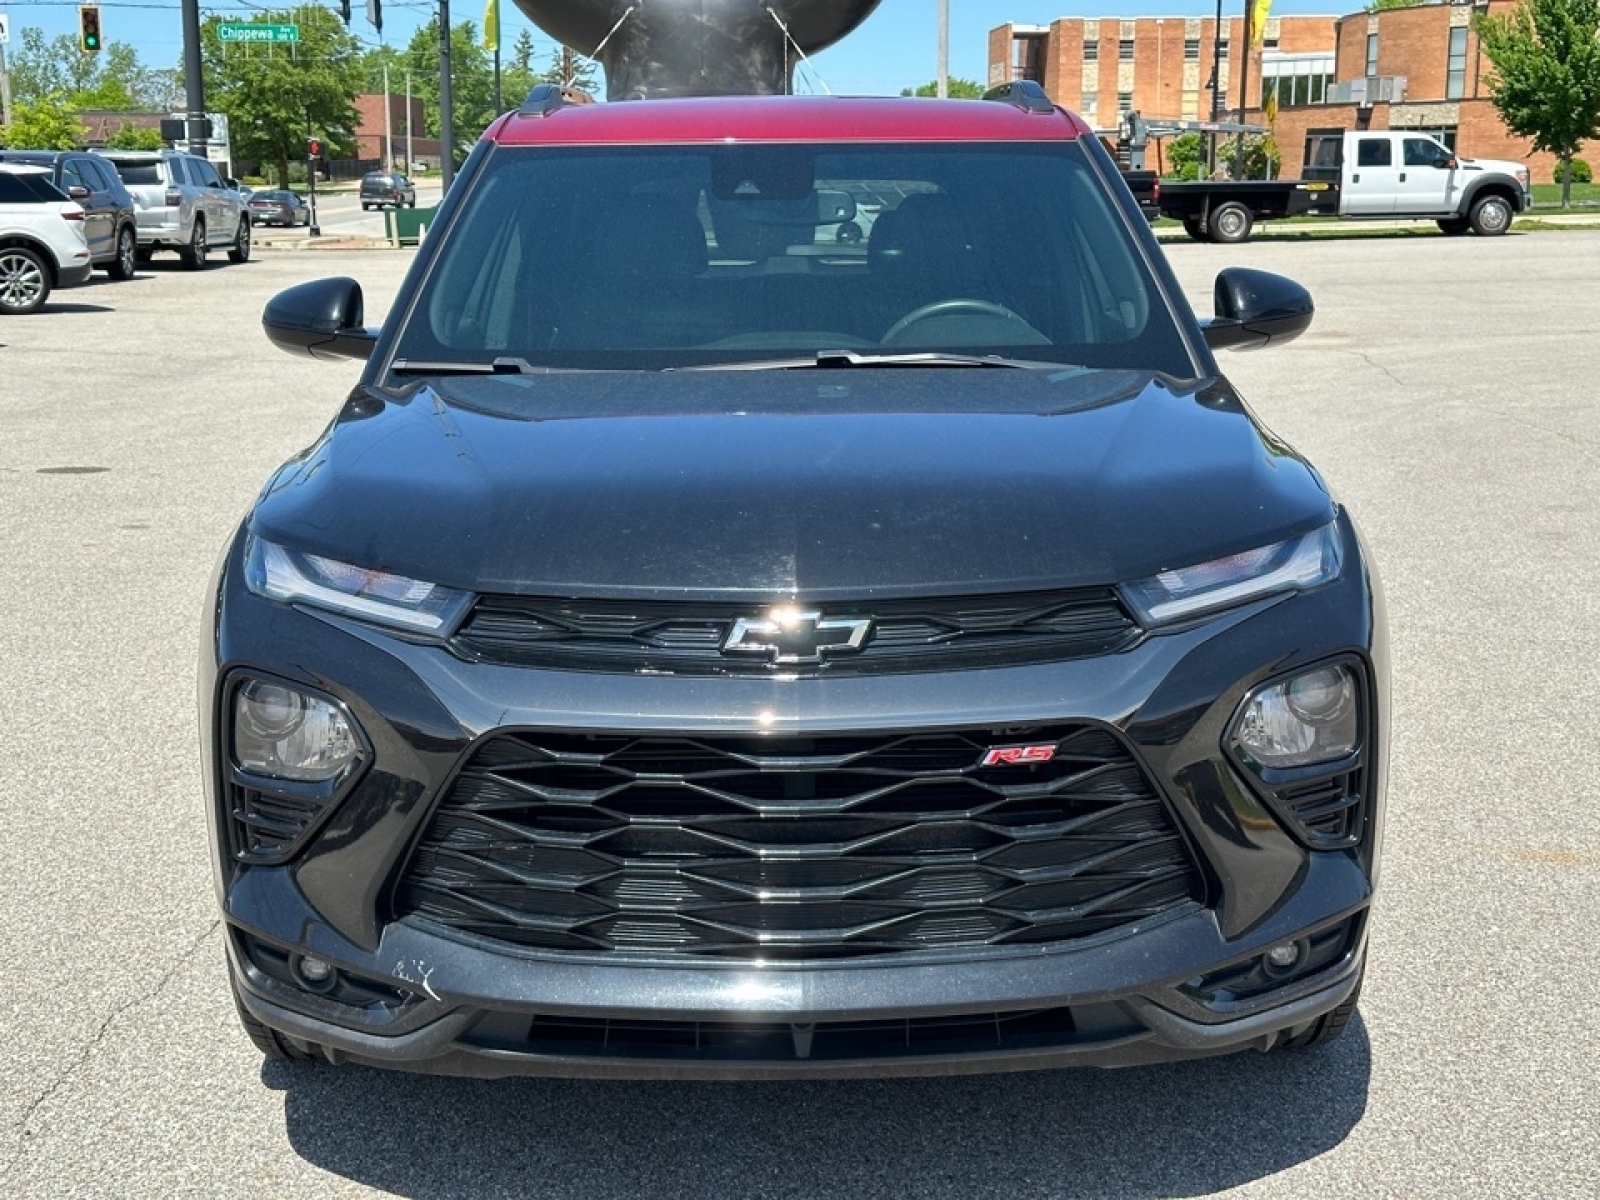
383;60;394;169
936;0;948;98
406;70;414;172
1207;0;1224;177
439;0;455;192
182;0;207;159
1;43;13;130
1235;1;1253;178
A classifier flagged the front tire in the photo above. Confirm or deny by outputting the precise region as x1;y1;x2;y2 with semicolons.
1275;973;1363;1051
228;216;251;264
106;225;138;280
1208;201;1254;244
1469;194;1513;237
180;218;208;269
230;974;319;1063
0;245;51;315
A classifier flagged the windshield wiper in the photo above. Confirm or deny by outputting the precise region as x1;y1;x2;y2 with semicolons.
674;351;1073;372
389;357;550;376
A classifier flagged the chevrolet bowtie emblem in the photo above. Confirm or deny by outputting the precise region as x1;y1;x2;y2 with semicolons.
723;606;873;664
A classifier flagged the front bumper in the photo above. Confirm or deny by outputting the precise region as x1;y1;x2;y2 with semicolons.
204;514;1386;1078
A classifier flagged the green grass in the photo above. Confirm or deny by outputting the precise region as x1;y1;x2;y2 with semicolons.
1529;182;1600;209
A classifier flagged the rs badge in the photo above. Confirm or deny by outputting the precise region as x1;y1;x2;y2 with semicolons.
979;744;1058;767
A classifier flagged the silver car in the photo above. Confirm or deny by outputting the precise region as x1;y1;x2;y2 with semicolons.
95;150;250;269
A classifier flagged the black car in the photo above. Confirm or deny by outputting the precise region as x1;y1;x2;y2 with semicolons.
247;189;311;227
205;75;1385;1079
359;171;416;210
0;149;138;280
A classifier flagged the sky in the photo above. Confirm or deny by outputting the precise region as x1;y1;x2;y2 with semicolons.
3;0;1345;100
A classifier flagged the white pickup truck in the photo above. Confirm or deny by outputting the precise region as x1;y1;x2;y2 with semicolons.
1158;130;1532;243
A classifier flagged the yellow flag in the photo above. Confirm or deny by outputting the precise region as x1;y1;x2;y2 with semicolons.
1250;0;1272;48
1264;87;1279;125
483;0;499;52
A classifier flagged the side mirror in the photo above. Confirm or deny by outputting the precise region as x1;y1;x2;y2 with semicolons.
263;277;378;361
1201;267;1314;352
68;185;90;200
1443;157;1458;169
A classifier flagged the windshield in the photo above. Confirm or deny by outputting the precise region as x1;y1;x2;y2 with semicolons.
389;141;1196;376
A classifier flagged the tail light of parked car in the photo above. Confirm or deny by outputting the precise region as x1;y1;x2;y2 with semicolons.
166;187;183;207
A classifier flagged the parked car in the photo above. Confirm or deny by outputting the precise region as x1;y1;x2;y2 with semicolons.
0;149;139;280
211;73;1386;1080
0;167;93;315
248;189;311;227
94;149;250;269
358;171;416;210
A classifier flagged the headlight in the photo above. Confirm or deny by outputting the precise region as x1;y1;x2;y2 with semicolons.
234;679;361;781
1233;663;1361;769
1121;522;1341;625
243;535;474;633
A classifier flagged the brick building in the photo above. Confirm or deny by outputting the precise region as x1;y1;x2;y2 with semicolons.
990;3;1570;184
353;93;440;172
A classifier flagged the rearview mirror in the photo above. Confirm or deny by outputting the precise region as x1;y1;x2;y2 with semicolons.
263;277;378;361
1201;268;1314;352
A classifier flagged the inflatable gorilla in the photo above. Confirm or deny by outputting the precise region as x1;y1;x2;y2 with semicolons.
512;0;883;99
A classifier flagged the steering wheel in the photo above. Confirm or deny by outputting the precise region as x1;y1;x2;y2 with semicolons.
881;298;1034;346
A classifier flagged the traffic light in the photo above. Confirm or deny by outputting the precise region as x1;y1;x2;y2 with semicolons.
338;0;351;23
78;5;102;55
366;0;382;35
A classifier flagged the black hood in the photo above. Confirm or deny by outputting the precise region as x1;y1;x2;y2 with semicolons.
251;369;1332;600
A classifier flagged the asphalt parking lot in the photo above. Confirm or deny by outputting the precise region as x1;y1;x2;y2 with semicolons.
2;232;1598;1198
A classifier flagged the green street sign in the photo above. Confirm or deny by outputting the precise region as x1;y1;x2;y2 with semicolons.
217;22;300;44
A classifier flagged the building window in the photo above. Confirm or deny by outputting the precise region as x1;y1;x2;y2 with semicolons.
1184;37;1200;60
1080;91;1098;117
1264;36;1279;50
1260;53;1336;109
1219;38;1230;60
1366;33;1379;77
1446;27;1468;100
1401;124;1457;152
1084;39;1099;62
1119;39;1135;61
1117;90;1134;113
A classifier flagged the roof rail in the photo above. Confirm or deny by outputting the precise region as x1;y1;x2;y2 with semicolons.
518;84;597;117
982;80;1056;115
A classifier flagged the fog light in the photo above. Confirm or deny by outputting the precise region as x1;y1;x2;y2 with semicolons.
1264;941;1303;974
292;954;338;992
1234;663;1360;769
234;679;360;782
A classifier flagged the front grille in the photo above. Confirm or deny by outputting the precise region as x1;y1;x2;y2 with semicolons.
396;724;1202;961
462;1005;1109;1064
450;588;1139;676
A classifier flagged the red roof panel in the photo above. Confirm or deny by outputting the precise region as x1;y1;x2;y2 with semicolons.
487;95;1094;147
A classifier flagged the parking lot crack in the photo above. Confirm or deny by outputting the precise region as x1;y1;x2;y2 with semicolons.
2;919;221;1173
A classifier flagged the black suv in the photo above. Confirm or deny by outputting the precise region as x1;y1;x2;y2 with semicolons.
205;7;1384;1082
359;171;416;210
0;149;138;280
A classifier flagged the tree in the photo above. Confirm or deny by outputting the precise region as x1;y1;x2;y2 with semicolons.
1163;132;1204;180
201;9;364;188
1476;0;1600;207
6;29;176;111
900;78;987;99
402;20;496;166
0;96;89;150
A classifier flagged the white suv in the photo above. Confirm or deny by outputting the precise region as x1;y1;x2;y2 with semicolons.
95;150;250;269
0;167;93;315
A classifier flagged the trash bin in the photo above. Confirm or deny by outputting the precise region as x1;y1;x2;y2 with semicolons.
386;205;439;246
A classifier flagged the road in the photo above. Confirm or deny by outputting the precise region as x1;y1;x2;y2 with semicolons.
1;232;1598;1197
